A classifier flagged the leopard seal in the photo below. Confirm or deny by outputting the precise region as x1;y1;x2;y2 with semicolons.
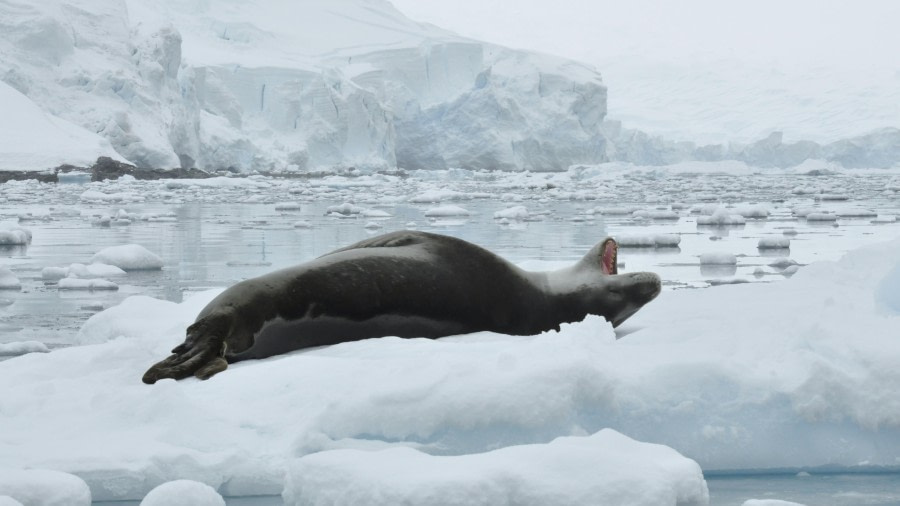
142;231;661;383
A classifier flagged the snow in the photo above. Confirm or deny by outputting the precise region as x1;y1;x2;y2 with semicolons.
282;429;708;506
0;496;22;506
0;82;124;172
1;236;899;501
0;341;49;356
90;244;164;270
391;1;900;147
140;480;224;506
0;469;91;506
0;0;608;173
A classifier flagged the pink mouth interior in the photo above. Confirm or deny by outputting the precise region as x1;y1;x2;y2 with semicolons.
601;239;617;275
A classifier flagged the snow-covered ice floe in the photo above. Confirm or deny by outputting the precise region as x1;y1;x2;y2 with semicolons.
90;244;164;270
0;469;91;506
1;238;900;502
282;429;707;506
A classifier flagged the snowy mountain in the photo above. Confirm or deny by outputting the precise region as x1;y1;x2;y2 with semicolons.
0;0;607;172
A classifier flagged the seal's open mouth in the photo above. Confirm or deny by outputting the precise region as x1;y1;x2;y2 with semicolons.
601;238;617;275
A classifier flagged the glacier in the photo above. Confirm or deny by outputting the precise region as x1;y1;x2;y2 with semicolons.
0;0;607;173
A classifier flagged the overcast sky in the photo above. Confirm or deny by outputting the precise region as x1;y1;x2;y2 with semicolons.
390;0;899;69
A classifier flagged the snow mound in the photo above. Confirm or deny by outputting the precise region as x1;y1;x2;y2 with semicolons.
0;469;91;506
283;429;708;506
140;480;224;506
90;244;164;270
0;341;50;356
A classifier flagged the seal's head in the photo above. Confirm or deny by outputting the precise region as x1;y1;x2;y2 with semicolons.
568;237;662;328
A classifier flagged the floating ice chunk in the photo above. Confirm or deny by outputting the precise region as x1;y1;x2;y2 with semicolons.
91;215;112;227
654;234;682;247
91;244;164;270
283;429;707;506
79;190;136;203
696;208;746;225
768;258;799;269
791;186;818;195
699;253;737;265
632;209;679;220
293;220;313;229
0;341;49;356
42;266;69;280
408;189;466;203
595;206;637;215
735;205;770;218
781;265;801;277
742;500;807;506
16;212;51;222
0;267;21;290
58;277;119;291
758;238;791;249
423;205;471;217
805;212;837;221
617;235;656;248
139;480;224;506
68;263;127;278
364;221;382;230
753;267;766;277
0;469;91;506
872;215;897;223
326;203;365;216
791;206;816;218
360;209;392;218
837;209;877;218
782;228;798;236
493;205;529;220
275;202;302;211
814;194;849;201
0;229;31;246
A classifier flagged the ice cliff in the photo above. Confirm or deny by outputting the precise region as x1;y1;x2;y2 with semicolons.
0;0;607;172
